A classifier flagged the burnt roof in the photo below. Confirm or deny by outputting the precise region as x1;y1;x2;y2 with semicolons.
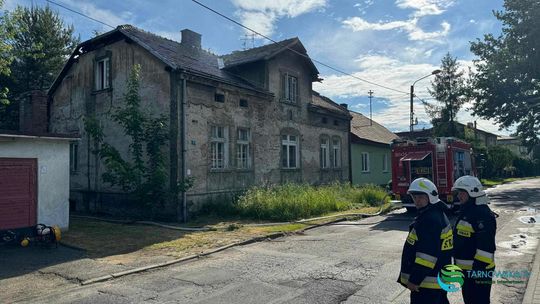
50;25;271;95
221;38;319;77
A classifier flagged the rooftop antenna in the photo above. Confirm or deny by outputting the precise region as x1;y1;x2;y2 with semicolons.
241;33;256;50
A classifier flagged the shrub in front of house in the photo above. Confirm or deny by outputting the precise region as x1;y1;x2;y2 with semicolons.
235;183;388;221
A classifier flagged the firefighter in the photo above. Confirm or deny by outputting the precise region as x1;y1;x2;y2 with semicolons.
452;175;497;304
398;178;452;304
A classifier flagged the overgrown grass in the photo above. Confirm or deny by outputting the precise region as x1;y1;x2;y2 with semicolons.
481;176;539;188
234;183;389;221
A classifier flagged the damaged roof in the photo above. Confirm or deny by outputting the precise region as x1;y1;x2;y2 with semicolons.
221;38;319;77
350;111;399;145
50;25;271;95
310;91;350;117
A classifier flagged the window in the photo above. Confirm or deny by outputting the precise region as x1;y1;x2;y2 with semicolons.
239;99;248;107
320;138;329;169
214;93;225;103
361;152;370;172
237;128;251;169
210;126;228;169
382;153;389;172
332;139;341;168
322;117;327;124
282;134;299;169
95;57;110;90
70;143;78;173
333;120;339;126
281;73;298;103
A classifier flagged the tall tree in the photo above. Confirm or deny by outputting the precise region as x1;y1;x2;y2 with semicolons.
0;0;13;105
423;53;467;137
470;0;540;148
0;5;79;129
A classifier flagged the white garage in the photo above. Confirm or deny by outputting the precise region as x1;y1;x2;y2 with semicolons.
0;133;76;230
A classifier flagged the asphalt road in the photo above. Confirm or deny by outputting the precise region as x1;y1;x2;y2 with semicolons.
10;178;540;304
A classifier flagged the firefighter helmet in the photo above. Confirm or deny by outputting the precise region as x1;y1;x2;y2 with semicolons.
407;178;440;204
452;175;486;198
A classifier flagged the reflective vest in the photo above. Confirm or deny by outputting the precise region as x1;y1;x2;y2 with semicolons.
398;202;453;289
453;201;497;271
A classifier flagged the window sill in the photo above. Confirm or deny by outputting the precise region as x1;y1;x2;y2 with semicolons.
92;88;113;95
361;171;371;174
281;168;301;171
280;99;300;107
209;168;233;173
236;168;254;173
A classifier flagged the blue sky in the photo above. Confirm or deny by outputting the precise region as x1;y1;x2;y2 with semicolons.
3;0;510;135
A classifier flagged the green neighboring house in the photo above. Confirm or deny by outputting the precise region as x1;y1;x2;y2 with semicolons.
350;111;399;186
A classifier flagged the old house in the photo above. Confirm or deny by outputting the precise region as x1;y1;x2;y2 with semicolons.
48;25;351;219
349;111;399;186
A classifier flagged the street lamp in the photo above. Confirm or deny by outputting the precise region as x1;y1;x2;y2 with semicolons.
410;69;442;134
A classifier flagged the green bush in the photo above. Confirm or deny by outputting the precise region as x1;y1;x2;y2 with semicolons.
234;182;388;221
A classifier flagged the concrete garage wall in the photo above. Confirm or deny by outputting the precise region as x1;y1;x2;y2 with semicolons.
0;137;71;229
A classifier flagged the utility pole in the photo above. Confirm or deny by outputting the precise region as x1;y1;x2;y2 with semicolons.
368;90;374;126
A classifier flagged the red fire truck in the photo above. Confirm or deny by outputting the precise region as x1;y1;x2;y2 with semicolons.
390;137;476;212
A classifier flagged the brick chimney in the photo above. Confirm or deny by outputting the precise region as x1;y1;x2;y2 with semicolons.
19;90;48;133
340;103;348;109
181;29;201;49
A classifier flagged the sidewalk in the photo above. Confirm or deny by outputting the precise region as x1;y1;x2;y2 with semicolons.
522;236;540;304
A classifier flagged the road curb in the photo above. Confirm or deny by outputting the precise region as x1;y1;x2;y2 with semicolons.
522;235;540;304
79;217;351;286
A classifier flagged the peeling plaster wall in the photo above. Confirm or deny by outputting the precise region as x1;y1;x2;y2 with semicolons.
50;40;350;217
50;39;171;214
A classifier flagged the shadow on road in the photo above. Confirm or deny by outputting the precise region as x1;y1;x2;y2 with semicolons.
0;244;85;280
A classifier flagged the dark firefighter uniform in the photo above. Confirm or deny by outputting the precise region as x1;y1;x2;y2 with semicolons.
453;200;497;304
398;202;453;304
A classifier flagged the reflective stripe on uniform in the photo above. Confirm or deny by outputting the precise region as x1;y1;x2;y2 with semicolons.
415;252;438;269
407;228;418;245
456;220;475;233
455;259;473;270
440;224;453;239
474;249;495;268
400;272;441;289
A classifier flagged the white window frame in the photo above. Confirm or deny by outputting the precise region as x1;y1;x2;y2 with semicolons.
95;57;110;90
332;138;341;168
237;128;251;169
210;126;228;169
282;73;298;103
282;134;299;169
382;153;389;173
320;137;329;169
361;152;370;173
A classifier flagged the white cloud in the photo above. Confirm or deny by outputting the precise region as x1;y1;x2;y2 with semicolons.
342;0;454;42
231;0;327;36
313;54;512;134
396;0;455;17
59;0;131;29
343;17;450;42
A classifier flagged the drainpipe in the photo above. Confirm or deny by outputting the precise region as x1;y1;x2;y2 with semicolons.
348;117;353;184
180;72;188;223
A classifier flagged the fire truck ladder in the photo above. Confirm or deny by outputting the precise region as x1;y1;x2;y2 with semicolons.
436;150;447;188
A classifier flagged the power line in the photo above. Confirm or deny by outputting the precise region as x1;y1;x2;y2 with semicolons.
190;0;409;96
45;0;115;29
